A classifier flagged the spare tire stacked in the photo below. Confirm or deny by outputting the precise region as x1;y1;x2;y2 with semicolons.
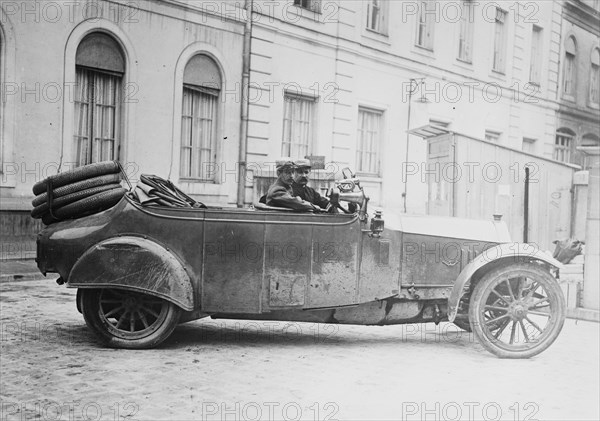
31;161;127;225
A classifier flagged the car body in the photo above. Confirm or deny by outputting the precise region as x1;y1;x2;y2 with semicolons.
36;173;567;358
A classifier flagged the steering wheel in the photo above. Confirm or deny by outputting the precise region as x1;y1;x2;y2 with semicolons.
325;187;354;214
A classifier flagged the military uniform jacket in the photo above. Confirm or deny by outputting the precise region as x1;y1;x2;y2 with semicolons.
266;179;315;211
291;183;329;209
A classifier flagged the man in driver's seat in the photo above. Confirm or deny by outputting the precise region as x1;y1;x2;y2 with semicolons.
291;159;330;210
266;159;322;212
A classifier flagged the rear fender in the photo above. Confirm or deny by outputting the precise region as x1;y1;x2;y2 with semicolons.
67;236;194;311
447;243;563;322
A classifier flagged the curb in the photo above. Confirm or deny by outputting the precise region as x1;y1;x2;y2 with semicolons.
0;273;49;283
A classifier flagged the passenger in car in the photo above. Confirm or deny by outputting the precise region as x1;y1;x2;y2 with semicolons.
291;159;330;210
266;159;322;211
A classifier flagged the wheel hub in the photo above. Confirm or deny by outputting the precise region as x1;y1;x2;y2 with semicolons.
124;296;140;312
509;302;527;321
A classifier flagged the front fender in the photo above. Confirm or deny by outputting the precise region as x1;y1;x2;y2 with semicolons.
447;243;563;322
67;236;194;311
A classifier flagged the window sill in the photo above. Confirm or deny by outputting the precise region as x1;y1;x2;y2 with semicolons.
414;44;434;52
411;45;435;60
561;94;576;103
488;70;507;82
289;5;327;23
356;173;383;182
179;178;217;184
362;28;391;45
294;5;322;14
586;102;599;110
365;27;389;37
453;59;474;73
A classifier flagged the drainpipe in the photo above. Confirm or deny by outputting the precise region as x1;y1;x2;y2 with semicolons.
237;0;253;207
524;166;530;242
403;78;424;213
451;133;457;217
402;80;415;213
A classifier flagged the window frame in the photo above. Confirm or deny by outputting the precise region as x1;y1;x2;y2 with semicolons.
529;25;543;85
356;107;384;177
73;65;123;167
485;130;502;143
589;48;600;107
581;134;600;169
179;85;220;182
415;0;435;51
554;130;574;163
179;54;222;182
293;0;321;13
522;137;537;154
457;0;474;63
73;33;125;167
281;93;317;160
492;7;508;73
562;36;577;100
366;0;388;35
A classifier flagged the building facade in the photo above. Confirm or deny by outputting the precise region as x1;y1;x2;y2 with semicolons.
243;0;599;212
0;0;247;258
555;0;600;169
1;0;599;259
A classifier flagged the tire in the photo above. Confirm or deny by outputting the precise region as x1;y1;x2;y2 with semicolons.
32;161;120;196
80;288;181;349
52;188;126;219
469;263;566;359
31;184;120;218
32;173;121;207
41;188;126;225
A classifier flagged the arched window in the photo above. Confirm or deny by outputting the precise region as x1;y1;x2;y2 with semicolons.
180;55;222;181
74;32;125;166
554;128;575;163
563;36;577;97
590;48;600;106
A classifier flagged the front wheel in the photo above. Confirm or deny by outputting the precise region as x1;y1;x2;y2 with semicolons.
80;288;181;349
469;263;566;358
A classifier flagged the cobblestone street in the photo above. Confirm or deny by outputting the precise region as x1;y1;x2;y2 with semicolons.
1;278;598;421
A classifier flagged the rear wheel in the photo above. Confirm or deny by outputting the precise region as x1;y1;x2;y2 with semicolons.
469;263;565;358
80;288;181;349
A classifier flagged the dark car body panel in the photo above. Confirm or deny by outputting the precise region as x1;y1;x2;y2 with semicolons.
37;194;562;325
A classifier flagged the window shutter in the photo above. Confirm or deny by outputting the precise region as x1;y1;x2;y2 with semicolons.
183;55;222;90
76;33;125;74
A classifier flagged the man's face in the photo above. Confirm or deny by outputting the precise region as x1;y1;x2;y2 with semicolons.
279;167;294;185
293;167;310;186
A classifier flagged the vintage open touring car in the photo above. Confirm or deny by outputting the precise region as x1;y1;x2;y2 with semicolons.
33;161;566;358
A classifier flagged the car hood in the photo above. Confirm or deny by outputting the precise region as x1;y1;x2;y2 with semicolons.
377;209;512;243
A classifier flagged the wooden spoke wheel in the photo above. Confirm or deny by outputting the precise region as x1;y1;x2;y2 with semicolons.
81;288;181;349
469;263;566;358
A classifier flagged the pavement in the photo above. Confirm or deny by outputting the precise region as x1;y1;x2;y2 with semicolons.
1;277;599;421
2;259;599;322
